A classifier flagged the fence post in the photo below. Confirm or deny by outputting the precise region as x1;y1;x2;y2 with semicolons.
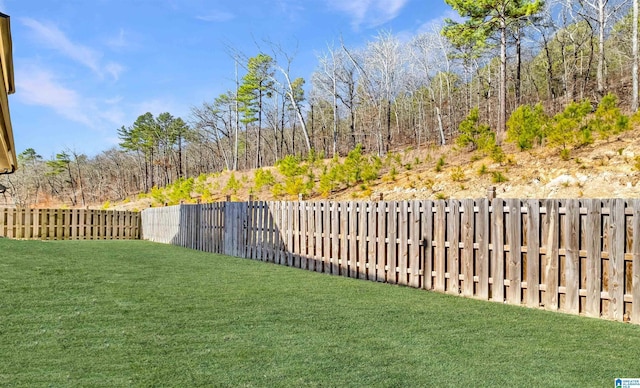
487;186;496;200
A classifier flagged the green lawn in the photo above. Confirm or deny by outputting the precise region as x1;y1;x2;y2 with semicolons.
1;239;639;387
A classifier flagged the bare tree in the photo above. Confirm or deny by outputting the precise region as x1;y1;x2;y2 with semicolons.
264;44;312;154
633;0;638;110
577;0;631;95
409;30;452;145
315;47;340;155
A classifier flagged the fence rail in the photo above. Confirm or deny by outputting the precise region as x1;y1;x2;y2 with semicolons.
0;207;141;240
142;199;640;324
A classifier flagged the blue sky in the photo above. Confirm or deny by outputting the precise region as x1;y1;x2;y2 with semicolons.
1;0;453;159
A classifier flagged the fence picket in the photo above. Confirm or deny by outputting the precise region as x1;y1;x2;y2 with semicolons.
387;201;398;284
376;201;387;282
609;199;625;321
7;208;13;238
294;201;302;267
409;201;420;288
323;201;331;274
506;199;522;305
422;200;433;290
339;202;348;277
462;199;474;297
398;201;408;286
358;202;368;280
300;201;307;269
349;201;358;278
448;200;460;295
491;199;505;303
277;201;285;264
435;200;446;292
476;199;489;299
526;199;541;308
460;199;476;297
632;199;640;324
367;202;378;281
331;202;340;275
268;201;276;263
565;199;580;314
543;199;560;310
315;202;323;273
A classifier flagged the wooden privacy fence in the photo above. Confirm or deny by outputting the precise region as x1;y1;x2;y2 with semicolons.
141;202;227;250
142;199;640;324
0;207;141;240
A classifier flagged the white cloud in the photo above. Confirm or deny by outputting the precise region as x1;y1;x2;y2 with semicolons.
106;28;129;50
15;65;93;127
196;10;235;22
15;64;127;129
105;62;125;81
326;0;409;30
132;98;189;124
416;9;463;35
21;18;125;80
105;96;123;105
98;106;126;126
275;0;305;20
21;18;101;73
135;98;175;117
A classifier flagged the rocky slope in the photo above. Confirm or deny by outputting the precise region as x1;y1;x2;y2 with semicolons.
110;127;640;211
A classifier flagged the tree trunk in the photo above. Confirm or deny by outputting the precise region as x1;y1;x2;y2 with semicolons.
310;103;314;149
292;121;297;157
272;96;279;161
633;0;639;111
177;133;183;179
498;17;507;144
332;68;339;157
597;0;605;96
386;100;391;153
67;165;77;206
234;60;239;171
543;34;556;110
349;81;356;150
244;125;248;170
281;97;287;154
74;154;86;206
257;82;263;169
149;148;155;189
436;107;445;146
515;26;522;106
279;70;311;153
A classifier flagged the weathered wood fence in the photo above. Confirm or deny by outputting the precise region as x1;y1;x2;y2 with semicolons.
141;199;640;324
0;208;141;240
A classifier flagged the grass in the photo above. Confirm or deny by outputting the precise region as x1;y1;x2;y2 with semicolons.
1;239;640;387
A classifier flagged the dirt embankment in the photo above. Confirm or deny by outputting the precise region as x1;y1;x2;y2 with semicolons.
110;128;640;211
370;132;640;202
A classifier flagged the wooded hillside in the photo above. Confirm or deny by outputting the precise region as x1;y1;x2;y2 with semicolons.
2;0;639;208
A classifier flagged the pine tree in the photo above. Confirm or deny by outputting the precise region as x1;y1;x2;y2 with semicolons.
443;0;544;143
238;54;274;168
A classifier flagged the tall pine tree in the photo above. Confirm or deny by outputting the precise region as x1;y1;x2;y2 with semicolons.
443;0;544;143
238;54;274;168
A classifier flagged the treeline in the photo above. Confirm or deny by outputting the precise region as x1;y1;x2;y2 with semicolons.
2;0;639;207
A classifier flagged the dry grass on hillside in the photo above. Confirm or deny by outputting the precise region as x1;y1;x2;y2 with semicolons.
110;126;640;210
